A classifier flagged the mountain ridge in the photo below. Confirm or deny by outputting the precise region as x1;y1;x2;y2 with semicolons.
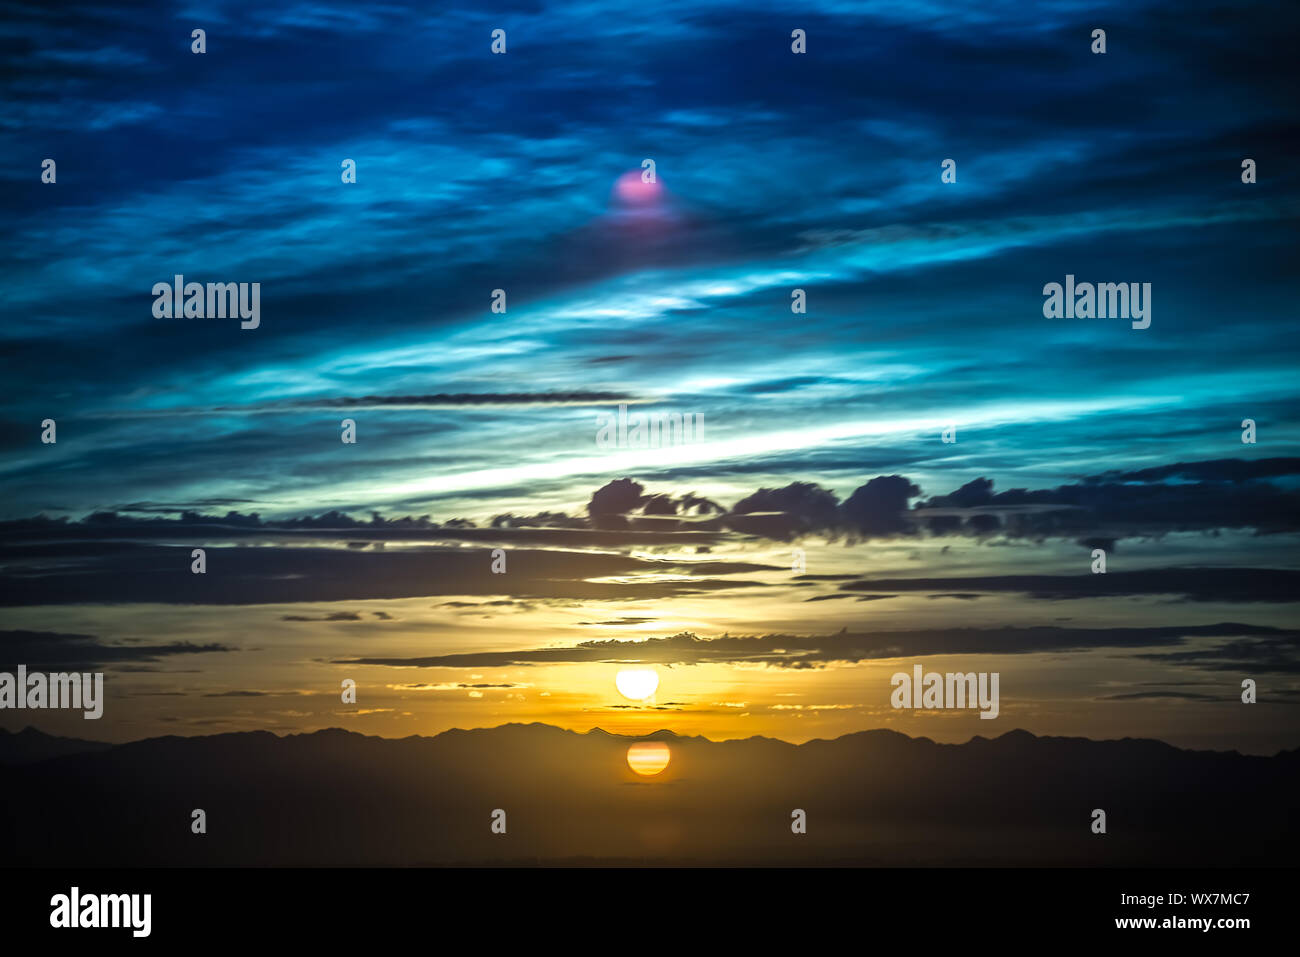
4;721;1286;763
2;720;1295;866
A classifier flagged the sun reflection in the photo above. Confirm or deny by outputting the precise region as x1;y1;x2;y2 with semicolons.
626;742;671;776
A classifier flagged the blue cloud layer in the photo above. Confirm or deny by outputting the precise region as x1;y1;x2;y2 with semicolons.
2;0;1297;519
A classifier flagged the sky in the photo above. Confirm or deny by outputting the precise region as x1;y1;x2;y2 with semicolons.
1;0;1298;753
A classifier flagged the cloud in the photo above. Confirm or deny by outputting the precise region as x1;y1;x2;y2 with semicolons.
333;622;1300;671
1134;636;1300;675
839;568;1300;603
3;458;1297;608
0;537;764;606
729;482;842;538
90;391;642;418
1097;691;1226;701
1095;458;1300;484
388;682;529;691
548;460;1300;545
1;0;1296;538
281;611;365;622
914;471;1300;540
586;478;726;530
0;630;234;671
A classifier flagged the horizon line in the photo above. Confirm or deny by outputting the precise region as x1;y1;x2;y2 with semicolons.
5;720;1292;758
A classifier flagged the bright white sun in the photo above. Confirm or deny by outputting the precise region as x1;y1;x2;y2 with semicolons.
615;668;659;701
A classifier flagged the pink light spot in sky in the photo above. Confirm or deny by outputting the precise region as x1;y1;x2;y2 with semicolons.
614;169;663;204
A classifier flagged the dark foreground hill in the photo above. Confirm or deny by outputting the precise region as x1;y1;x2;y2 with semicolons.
2;723;1296;866
0;726;113;766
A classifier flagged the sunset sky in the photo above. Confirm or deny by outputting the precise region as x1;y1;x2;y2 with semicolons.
2;0;1298;755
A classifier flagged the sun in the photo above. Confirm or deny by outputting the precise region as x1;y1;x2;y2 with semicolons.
615;668;659;701
626;742;671;777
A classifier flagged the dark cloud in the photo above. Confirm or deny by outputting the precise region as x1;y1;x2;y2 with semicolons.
1098;691;1226;701
394;682;526;690
438;600;534;609
839;568;1300;603
1134;636;1300;675
0;630;233;671
915;471;1300;540
705;459;1300;544
0;510;728;549
5;453;1298;556
93;392;641;418
843;476;923;536
0;539;766;606
729;482;842;538
586;478;725;530
280;611;365;622
333;622;1299;671
4;458;1297;607
588;478;648;528
1096;458;1300;484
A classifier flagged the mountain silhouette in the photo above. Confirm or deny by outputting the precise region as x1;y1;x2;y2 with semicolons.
1;723;1294;866
0;726;113;766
